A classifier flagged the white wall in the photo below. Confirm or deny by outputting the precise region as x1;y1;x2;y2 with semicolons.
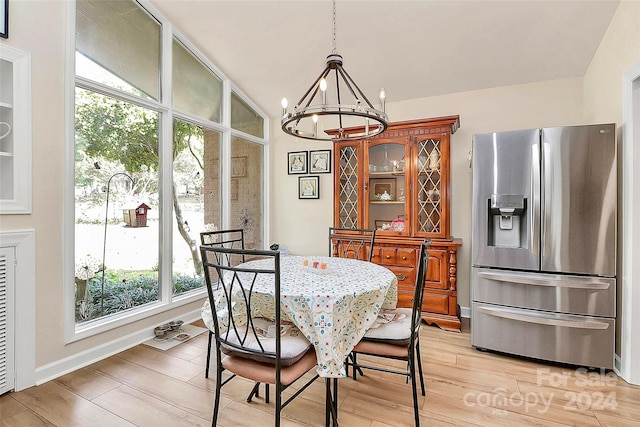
270;77;584;308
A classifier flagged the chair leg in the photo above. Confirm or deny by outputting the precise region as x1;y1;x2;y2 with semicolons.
246;382;260;403
212;363;223;427
275;383;282;427
205;331;213;378
415;341;426;396
349;353;363;380
409;355;420;427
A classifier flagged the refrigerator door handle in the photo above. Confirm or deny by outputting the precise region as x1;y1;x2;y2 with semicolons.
531;140;540;258
477;306;610;330
477;270;612;290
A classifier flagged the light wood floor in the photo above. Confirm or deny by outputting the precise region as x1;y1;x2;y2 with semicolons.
2;320;640;427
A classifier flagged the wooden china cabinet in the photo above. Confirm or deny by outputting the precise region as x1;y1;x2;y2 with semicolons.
329;116;462;331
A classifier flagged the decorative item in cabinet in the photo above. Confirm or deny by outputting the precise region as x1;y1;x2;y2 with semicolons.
0;45;32;214
331;116;462;331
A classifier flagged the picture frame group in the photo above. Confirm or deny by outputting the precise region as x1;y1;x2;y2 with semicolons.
287;149;331;175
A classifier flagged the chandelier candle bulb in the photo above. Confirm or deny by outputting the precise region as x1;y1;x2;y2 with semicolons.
320;78;327;108
281;97;288;116
379;87;386;112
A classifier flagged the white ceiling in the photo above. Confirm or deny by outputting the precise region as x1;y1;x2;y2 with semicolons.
149;0;621;120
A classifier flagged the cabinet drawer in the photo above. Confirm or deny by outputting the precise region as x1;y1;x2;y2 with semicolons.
422;291;449;315
378;247;416;267
386;265;414;286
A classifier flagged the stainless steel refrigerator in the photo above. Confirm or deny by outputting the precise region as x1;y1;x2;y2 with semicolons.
471;124;617;369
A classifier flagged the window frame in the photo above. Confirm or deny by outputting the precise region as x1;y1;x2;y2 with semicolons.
64;0;269;343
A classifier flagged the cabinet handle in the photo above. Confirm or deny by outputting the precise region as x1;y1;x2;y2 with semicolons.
402;256;407;260
396;274;407;281
386;255;391;259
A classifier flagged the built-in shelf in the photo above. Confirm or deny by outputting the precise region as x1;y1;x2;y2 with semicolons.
0;45;32;214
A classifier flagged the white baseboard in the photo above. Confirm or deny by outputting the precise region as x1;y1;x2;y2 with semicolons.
35;309;203;385
460;305;470;319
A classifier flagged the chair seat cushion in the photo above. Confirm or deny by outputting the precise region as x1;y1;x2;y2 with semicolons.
220;318;312;366
362;308;413;345
222;349;318;386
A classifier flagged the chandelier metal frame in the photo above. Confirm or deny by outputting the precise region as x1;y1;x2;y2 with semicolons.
280;1;388;141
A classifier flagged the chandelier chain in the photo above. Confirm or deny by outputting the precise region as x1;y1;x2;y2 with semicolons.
332;0;337;54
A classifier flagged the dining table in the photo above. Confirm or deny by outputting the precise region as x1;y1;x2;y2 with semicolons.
201;254;398;378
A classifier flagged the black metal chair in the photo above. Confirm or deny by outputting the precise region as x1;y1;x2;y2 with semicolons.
201;245;328;427
199;228;245;379
328;226;376;262
348;240;431;427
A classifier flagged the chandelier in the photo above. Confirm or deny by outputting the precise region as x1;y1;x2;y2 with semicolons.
280;0;388;141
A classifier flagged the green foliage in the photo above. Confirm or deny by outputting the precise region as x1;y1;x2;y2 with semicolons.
173;274;205;295
75;272;204;322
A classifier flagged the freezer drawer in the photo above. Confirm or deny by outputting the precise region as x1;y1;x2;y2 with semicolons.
472;302;614;369
472;267;615;317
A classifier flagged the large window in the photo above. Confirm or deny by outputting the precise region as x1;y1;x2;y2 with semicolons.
172;120;221;296
72;0;267;331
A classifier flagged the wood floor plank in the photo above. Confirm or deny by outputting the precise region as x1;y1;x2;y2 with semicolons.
53;366;121;400
594;411;640;427
0;409;56;426
0;393;28;419
92;384;211;427
423;390;572;427
91;355;218;420
117;344;205;382
9;381;134;426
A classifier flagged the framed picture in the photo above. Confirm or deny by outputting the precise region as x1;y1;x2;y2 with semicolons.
231;157;247;177
369;178;396;201
0;0;7;39
309;149;332;174
299;176;319;199
288;151;308;174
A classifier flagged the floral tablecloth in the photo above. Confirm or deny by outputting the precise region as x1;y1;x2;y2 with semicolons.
201;255;397;377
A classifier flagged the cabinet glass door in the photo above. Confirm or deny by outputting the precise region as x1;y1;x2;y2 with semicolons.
0;45;31;214
414;138;443;236
367;142;408;234
0;58;14;201
337;145;360;228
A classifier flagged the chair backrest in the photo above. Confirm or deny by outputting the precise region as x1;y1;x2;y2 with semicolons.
410;240;431;343
200;245;285;368
328;227;377;262
200;228;245;266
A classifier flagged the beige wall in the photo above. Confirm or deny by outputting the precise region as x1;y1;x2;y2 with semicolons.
583;0;640;125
